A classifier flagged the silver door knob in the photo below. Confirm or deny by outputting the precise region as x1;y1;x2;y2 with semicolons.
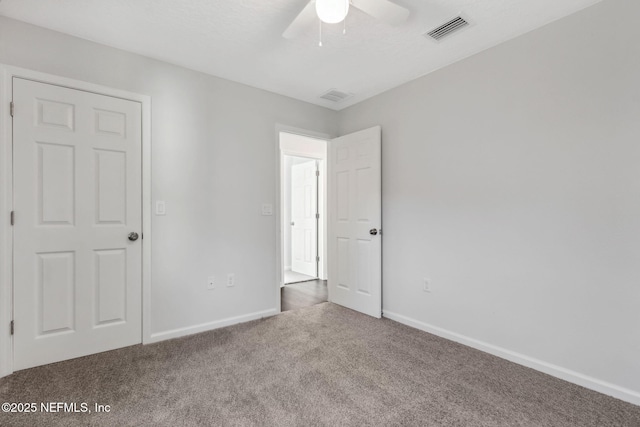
128;232;139;241
369;228;378;236
291;222;295;226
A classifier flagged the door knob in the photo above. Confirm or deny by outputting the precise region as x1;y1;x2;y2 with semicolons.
128;232;139;241
291;222;295;226
369;228;378;236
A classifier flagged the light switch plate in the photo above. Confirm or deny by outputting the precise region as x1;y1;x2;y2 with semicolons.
156;201;166;215
261;203;273;216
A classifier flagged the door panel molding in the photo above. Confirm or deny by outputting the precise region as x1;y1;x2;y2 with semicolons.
328;126;382;318
0;64;152;377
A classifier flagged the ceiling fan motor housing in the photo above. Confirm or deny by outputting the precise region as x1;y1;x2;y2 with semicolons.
316;0;350;24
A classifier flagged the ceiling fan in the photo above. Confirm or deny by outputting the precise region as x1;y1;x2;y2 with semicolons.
283;0;410;40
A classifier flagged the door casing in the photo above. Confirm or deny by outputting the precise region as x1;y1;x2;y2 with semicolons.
276;125;330;313
0;65;152;377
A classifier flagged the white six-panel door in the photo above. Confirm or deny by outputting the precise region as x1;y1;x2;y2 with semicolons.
291;160;318;277
328;126;382;318
13;78;142;370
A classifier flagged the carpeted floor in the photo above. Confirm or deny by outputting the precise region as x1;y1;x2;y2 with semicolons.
1;303;639;426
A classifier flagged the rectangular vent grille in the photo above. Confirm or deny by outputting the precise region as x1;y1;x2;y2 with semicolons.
425;16;469;41
320;89;353;103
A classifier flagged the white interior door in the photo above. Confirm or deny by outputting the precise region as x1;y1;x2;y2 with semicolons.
328;126;381;318
291;160;318;277
13;78;143;370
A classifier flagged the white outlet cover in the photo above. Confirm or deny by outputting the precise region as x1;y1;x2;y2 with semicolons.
155;200;166;215
227;273;235;287
261;203;273;216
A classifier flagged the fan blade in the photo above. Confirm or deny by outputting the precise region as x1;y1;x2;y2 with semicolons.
283;1;317;39
351;0;409;26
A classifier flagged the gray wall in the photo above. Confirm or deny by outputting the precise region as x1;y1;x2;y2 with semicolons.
0;16;339;336
340;0;640;395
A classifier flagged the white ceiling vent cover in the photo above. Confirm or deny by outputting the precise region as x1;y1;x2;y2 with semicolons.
320;89;353;103
425;16;469;41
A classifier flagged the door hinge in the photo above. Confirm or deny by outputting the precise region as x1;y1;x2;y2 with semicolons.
315;213;320;219
9;102;14;117
316;170;319;177
10;321;14;336
10;211;14;226
316;256;320;262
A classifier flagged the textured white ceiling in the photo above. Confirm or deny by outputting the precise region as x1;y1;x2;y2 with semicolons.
0;0;601;110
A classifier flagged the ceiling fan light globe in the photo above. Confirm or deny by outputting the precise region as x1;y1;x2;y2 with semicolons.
316;0;350;24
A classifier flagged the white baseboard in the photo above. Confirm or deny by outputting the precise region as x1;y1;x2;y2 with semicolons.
148;308;278;343
383;310;640;407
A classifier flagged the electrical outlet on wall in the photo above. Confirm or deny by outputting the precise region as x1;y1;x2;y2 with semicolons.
207;276;215;290
227;273;235;287
261;204;273;216
423;278;431;293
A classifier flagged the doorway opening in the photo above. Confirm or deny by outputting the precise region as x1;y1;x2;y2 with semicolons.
285;156;318;284
279;131;328;311
277;126;382;316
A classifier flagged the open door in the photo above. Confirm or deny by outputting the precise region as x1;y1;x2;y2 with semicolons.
291;160;318;278
328;126;381;318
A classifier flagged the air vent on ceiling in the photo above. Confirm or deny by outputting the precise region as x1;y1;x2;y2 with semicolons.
320;89;353;103
424;16;469;41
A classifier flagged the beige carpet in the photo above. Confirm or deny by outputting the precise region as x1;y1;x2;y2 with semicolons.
1;302;639;426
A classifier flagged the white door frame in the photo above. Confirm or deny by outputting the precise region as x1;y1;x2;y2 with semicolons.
274;125;332;313
0;65;152;377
